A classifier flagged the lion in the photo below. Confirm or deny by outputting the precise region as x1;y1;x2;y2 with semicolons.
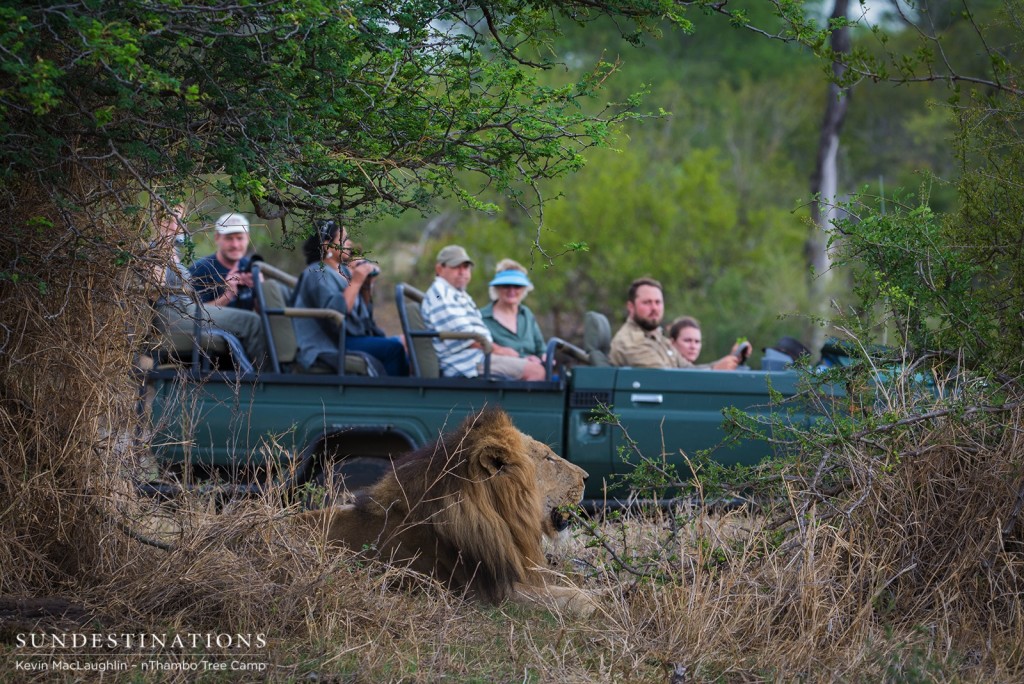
297;407;596;615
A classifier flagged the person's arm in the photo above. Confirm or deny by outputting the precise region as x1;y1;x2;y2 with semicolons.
209;270;240;307
608;333;629;366
341;260;376;313
432;297;488;337
490;342;520;357
709;355;740;371
708;340;752;371
455;311;493;347
620;347;674;368
424;289;491;354
306;268;348;316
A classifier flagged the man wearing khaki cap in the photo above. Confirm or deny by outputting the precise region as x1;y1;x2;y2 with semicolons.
421;245;545;380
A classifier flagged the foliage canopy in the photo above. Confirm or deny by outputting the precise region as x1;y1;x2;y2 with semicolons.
0;0;679;238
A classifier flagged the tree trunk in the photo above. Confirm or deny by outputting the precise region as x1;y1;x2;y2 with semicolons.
806;0;852;355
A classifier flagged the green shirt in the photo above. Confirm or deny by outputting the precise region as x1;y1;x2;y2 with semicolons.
480;302;546;357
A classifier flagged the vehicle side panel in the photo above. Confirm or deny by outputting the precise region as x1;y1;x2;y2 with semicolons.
149;372;567;474
609;367;802;475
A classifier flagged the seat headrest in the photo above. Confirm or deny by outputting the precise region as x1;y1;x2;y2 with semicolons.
583;311;611;353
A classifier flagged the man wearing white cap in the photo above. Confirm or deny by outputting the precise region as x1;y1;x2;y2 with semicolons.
189;212;257;310
157;207;267;370
421;245;545;381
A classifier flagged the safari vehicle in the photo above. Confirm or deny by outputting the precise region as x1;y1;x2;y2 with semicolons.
144;263;817;504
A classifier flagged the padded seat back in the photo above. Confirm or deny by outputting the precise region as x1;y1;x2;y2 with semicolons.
583;311;612;367
252;263;376;376
395;283;440;378
262;280;298;364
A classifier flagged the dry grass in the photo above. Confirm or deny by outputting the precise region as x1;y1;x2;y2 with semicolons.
3;187;1024;682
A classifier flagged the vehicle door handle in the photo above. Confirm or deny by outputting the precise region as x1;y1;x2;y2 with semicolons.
630;393;663;404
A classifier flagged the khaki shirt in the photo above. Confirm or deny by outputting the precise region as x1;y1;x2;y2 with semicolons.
609;318;691;368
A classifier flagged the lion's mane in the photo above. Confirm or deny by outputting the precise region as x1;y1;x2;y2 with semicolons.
307;408;552;603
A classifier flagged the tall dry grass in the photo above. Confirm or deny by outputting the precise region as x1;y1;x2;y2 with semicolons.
1;182;150;594
562;374;1024;681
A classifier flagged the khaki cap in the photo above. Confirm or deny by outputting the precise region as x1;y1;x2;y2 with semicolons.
436;244;474;267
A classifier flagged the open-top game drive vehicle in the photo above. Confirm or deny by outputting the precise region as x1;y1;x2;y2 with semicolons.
143;263;820;505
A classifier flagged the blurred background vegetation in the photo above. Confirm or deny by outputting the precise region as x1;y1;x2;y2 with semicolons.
194;2;978;363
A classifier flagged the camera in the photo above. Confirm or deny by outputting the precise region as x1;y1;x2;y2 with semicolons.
354;258;380;277
733;341;752;363
240;253;264;273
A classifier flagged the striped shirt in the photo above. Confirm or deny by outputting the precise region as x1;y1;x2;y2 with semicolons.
421;276;493;378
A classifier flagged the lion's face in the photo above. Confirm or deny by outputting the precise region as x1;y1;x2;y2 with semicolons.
521;434;588;537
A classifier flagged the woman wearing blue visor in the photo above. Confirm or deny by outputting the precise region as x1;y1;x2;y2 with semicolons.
480;258;546;365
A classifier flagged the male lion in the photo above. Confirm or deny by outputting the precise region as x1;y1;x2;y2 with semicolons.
298;408;595;615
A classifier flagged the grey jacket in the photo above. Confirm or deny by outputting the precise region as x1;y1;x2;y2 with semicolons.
292;262;384;369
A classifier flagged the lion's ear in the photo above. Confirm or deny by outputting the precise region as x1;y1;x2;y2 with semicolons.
478;448;509;476
465;408;520;476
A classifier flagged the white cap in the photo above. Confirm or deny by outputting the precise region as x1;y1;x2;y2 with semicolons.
214;212;250;235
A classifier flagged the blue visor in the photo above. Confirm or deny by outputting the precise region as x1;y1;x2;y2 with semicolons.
489;270;532;288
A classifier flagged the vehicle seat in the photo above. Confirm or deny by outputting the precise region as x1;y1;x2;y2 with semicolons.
251;263;378;376
395;282;495;379
262;279;295;362
583;311;612;367
761;336;813;370
152;308;254;373
395;283;441;378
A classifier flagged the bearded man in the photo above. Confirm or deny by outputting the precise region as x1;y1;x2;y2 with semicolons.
609;277;689;368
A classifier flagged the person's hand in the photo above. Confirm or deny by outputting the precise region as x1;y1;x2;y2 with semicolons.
525;354;543;365
493;344;519;357
218;267;246;304
349;259;379;283
731;340;752;363
234;271;255;289
711;355;740;371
